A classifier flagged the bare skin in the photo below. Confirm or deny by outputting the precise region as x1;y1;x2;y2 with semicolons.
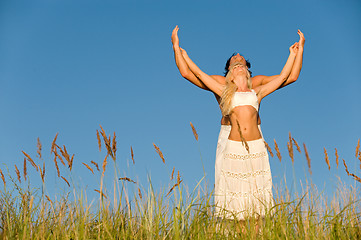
171;26;305;126
180;44;297;141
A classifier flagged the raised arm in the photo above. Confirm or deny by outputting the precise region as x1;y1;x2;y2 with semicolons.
256;43;298;101
171;26;209;90
180;48;224;96
254;30;305;88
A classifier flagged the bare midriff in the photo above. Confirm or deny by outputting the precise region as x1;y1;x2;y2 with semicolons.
216;93;261;130
227;106;262;141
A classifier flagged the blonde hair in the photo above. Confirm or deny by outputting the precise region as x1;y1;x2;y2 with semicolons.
220;64;252;116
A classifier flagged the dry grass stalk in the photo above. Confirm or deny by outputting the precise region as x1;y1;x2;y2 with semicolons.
91;161;100;171
342;159;361;183
324;147;331;170
343;159;350;175
82;163;94;174
23;158;27;181
45;195;53;205
288;133;294;164
61;176;70;187
287;142;294;164
15;164;21;183
112;132;117;158
99;125;113;158
119;177;136;184
166;180;183;197
177;170;180;184
102;154;109;176
171;167;175;180
130;146;135;164
39;162;45;183
62;146;72;168
274;139;282;162
335;148;339;168
69;154;74;171
350;173;361;183
0;168;5;186
51;133;59;153
37;137;42;159
22;151;38;171
303;143;312;174
138;188;142;199
96;130;101;152
29;196;34;210
190;122;199;141
236;120;249;153
356;139;360;158
53;147;66;167
153;143;165;164
264;141;274;157
94;189;107;199
292;138;301;153
53;156;60;177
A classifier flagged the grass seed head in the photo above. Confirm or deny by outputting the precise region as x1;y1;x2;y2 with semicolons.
236;120;249;153
53;155;60;177
119;177;136;184
37;137;42;159
51;133;58;153
324;147;330;170
23;158;27;181
274;139;282;162
264;141;274;157
22;151;38;171
0;168;5;186
292;138;301;153
130;146;135;164
335;148;339;168
91;161;100;171
96;130;101;152
82;163;94;174
190;122;199;141
61;176;70;187
112;132;117;158
153;143;165;164
94;189;107;199
138;188;142;199
45;195;53;205
102;154;109;176
303;143;312;174
356;139;360;158
15;164;21;183
171;167;175;180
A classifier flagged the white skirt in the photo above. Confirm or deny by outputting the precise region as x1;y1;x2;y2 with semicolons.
215;125;264;196
215;138;273;220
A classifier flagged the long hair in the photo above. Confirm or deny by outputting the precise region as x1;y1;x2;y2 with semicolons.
220;65;252;116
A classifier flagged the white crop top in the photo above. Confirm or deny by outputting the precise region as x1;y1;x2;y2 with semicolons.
231;89;259;112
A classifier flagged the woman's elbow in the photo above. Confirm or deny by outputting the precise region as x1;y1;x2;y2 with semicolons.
287;75;299;84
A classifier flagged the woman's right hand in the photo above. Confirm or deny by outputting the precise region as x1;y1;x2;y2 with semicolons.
289;42;299;55
171;26;180;48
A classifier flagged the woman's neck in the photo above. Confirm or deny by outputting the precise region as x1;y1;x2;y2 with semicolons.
234;75;249;91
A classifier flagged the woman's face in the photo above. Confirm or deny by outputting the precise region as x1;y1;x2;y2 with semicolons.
231;62;248;77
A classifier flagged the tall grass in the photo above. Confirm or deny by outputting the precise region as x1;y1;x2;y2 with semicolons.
0;125;360;239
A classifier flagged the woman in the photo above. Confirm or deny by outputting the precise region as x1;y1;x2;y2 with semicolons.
180;43;298;220
171;27;305;211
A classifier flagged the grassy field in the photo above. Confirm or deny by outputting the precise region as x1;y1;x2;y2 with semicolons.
0;126;360;239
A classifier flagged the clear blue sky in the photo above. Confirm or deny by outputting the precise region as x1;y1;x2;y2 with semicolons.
0;0;360;200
